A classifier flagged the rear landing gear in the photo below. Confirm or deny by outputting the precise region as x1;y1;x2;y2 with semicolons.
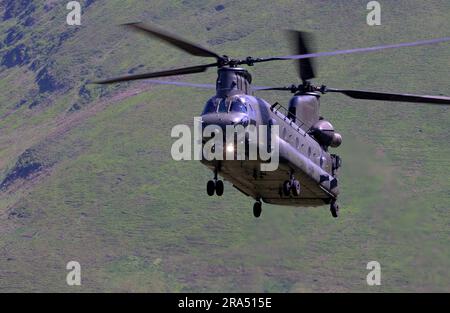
253;200;262;218
282;172;301;197
330;199;339;218
282;180;291;196
291;180;301;196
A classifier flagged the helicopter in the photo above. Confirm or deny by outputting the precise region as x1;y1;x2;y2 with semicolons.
93;22;450;218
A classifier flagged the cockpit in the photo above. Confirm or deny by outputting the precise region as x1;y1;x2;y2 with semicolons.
230;100;247;113
201;96;255;129
202;97;249;115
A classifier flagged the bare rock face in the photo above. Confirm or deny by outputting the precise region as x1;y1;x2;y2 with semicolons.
0;149;43;191
8;207;31;220
35;66;65;93
4;27;24;46
1;43;30;68
2;0;35;21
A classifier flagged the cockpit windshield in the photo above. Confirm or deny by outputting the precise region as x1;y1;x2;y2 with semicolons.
218;99;228;113
202;97;248;114
230;99;247;113
202;98;218;114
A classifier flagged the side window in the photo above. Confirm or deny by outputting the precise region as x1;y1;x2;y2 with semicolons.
248;103;257;125
320;156;326;168
288;106;296;122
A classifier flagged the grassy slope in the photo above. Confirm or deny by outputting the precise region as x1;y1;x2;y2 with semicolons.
0;0;449;292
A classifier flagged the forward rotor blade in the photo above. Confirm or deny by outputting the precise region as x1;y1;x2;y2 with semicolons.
141;81;278;91
257;36;450;63
92;63;218;84
326;88;450;105
143;80;216;89
287;30;316;81
123;22;221;59
143;81;286;91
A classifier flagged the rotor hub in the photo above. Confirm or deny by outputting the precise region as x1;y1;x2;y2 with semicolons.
218;56;262;68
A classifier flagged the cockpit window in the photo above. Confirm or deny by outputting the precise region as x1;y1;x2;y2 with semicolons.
230;99;247;113
202;98;218;114
203;97;249;114
218;99;228;113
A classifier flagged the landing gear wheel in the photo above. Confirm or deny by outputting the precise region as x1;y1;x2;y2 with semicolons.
291;180;301;196
253;201;262;218
330;200;339;218
215;180;224;196
282;180;291;197
206;180;215;196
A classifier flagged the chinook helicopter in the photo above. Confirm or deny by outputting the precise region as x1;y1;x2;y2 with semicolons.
94;23;450;218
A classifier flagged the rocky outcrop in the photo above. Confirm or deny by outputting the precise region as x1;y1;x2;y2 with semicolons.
0;149;43;190
4;27;23;46
1;44;30;68
3;0;35;21
35;66;65;93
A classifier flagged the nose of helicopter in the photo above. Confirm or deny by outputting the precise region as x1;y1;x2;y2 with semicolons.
201;112;249;131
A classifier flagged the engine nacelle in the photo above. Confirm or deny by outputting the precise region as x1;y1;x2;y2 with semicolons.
330;132;342;148
309;120;342;148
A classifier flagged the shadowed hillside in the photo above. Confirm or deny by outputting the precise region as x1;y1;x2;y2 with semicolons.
0;0;449;292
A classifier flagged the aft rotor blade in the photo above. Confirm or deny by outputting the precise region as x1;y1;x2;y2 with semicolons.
326;88;450;105
253;86;294;91
287;30;316;81
257;36;450;63
92;63;218;84
123;22;221;59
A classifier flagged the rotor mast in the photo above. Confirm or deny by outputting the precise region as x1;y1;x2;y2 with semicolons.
216;67;253;97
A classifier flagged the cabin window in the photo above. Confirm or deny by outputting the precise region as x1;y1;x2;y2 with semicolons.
288;106;296;122
320;156;325;168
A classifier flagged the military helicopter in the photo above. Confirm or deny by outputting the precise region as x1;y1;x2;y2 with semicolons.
94;23;450;218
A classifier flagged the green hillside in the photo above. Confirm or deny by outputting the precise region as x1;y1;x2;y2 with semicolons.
0;0;449;292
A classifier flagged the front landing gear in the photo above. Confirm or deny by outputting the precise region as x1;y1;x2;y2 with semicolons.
253;200;262;218
206;167;224;196
330;199;339;218
206;179;224;196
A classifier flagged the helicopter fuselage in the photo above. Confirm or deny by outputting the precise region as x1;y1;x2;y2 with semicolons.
199;67;340;207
